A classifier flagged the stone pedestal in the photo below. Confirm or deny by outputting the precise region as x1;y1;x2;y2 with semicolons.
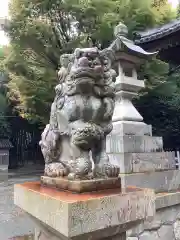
107;123;177;192
41;176;121;193
107;131;176;192
106;22;177;193
14;182;155;240
112;121;152;136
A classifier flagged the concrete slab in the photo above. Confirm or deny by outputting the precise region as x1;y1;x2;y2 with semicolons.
106;135;163;153
109;152;176;174
120;170;180;193
156;191;180;210
131;152;175;173
112;121;152;136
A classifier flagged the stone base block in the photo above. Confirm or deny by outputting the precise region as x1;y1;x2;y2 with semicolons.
156;191;180;210
120;170;180;193
106;135;163;153
112;121;152;136
41;176;121;193
14;182;155;240
108;152;176;174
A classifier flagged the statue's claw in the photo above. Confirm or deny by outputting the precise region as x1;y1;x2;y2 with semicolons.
44;163;68;177
67;171;94;180
67;173;76;180
93;163;120;178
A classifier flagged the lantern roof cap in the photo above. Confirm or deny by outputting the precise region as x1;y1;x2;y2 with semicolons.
109;22;158;60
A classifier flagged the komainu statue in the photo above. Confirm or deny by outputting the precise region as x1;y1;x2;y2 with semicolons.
39;47;120;180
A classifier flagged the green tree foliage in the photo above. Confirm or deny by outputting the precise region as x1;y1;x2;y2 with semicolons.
0;94;11;138
2;0;177;124
0;50;11;138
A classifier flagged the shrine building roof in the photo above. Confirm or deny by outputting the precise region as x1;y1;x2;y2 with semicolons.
135;19;180;45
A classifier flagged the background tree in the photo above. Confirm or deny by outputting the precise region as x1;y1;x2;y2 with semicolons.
2;0;180;148
2;0;176;123
0;46;11;138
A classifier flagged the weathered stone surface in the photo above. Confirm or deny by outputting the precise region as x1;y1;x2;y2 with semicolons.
158;225;174;239
156;192;180;210
132;152;175;173
109;152;175;174
139;231;159;240
165;151;176;170
174;219;180;240
112;121;152;136
108;153;133;173
14;182;155;239
106;135;163;153
120;170;180;193
41;176;121;193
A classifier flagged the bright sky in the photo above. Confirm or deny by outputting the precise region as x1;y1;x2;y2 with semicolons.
0;0;9;45
0;0;179;45
0;0;9;18
169;0;179;8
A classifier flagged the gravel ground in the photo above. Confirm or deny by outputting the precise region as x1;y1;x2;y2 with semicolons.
0;175;40;240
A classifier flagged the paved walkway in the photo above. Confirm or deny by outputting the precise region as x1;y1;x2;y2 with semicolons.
8;164;44;177
0;175;40;240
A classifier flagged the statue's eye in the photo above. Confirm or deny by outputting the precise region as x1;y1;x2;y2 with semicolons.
89;62;93;67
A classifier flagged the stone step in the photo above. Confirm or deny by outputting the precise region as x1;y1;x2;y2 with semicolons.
106;135;163;153
120;170;180;193
109;151;176;174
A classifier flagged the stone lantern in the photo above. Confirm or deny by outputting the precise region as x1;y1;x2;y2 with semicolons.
106;23;176;183
109;23;157;136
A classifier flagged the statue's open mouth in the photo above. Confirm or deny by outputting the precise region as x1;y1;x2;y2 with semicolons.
72;67;103;81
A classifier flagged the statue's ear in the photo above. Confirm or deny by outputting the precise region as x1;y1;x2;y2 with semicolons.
60;55;65;66
60;54;71;68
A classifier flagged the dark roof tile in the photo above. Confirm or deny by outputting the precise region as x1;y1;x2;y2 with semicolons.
135;19;180;44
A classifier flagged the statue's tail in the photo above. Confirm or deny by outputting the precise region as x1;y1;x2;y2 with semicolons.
39;124;61;164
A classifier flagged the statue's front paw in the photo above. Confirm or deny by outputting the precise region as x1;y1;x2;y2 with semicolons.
104;164;120;178
94;163;120;178
44;163;68;177
67;171;94;180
